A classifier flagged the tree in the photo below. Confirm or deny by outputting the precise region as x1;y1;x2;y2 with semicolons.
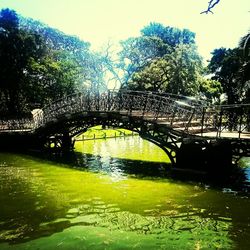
164;44;203;95
130;44;203;95
100;22;221;100
0;8;103;116
116;23;205;96
198;78;222;102
115;23;199;90
129;58;170;91
23;51;82;107
20;16;106;92
118;35;170;87
208;29;250;105
240;32;250;60
19;16;90;54
141;22;195;47
239;32;250;103
0;9;45;115
208;48;245;104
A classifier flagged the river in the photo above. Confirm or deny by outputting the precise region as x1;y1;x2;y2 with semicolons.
0;135;250;249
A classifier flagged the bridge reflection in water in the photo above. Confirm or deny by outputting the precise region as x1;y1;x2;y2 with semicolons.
0;90;249;170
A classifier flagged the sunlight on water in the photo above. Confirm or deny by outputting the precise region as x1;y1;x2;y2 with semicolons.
0;137;250;249
74;136;170;163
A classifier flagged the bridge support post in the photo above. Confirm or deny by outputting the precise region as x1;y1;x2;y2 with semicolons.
206;140;232;171
176;139;207;171
61;132;73;152
176;138;233;173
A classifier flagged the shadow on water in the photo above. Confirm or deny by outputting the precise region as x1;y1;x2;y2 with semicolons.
30;150;250;193
32;150;172;178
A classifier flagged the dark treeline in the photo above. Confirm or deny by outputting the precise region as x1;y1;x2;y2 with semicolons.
0;8;249;117
0;8;105;117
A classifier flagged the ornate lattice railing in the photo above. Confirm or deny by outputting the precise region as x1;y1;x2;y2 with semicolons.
198;104;250;138
32;90;198;129
0;118;34;132
1;90;250;139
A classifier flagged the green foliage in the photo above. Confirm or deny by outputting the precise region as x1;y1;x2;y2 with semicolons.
208;47;248;104
117;22;249;103
198;78;222;102
0;8;105;116
239;32;250;103
119;23;204;96
131;44;203;95
163;44;203;95
141;22;195;47
0;8;46;115
19;16;90;53
0;8;18;31
2;7;247;118
120;36;170;66
130;58;170;91
20;16;106;92
24;51;81;106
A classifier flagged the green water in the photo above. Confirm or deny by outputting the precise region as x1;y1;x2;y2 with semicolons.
0;136;250;249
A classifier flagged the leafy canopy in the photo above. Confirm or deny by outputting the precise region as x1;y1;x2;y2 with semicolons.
116;22;218;99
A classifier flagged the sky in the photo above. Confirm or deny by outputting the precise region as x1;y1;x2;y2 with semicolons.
0;0;249;61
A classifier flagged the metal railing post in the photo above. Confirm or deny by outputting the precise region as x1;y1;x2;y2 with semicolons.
185;109;195;132
107;89;111;111
200;107;206;136
129;94;133;115
97;90;100;111
217;108;223;138
238;106;243;139
87;90;90;111
142;93;149;118
155;99;163;121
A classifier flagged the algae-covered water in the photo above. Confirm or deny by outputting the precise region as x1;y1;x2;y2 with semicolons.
0;136;250;249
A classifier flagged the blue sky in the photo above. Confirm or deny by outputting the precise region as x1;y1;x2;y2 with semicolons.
0;0;249;60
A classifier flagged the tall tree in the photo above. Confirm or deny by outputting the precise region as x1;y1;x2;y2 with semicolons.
20;17;106;92
208;48;245;104
141;22;195;47
0;8;102;115
130;44;203;95
118;35;170;87
114;23;207;97
23;51;82;106
0;9;45;115
239;32;250;103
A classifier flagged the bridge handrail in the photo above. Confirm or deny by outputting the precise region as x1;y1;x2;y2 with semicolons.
1;90;250;139
0;118;34;132
30;90;198;130
31;90;203;118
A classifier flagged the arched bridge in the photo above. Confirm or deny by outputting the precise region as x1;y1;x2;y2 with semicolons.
0;90;249;169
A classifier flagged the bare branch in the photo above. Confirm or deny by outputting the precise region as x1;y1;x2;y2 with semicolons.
201;0;220;14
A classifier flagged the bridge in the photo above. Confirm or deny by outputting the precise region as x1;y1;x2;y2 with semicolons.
0;90;249;170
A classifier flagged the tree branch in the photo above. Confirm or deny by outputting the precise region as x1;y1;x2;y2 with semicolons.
201;0;220;14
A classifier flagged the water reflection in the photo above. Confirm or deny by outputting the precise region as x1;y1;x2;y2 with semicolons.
46;137;249;190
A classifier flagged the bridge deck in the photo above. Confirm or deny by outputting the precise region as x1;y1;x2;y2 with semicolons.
197;131;250;139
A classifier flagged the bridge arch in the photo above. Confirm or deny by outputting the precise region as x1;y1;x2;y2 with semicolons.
35;111;181;165
1;90;249;169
